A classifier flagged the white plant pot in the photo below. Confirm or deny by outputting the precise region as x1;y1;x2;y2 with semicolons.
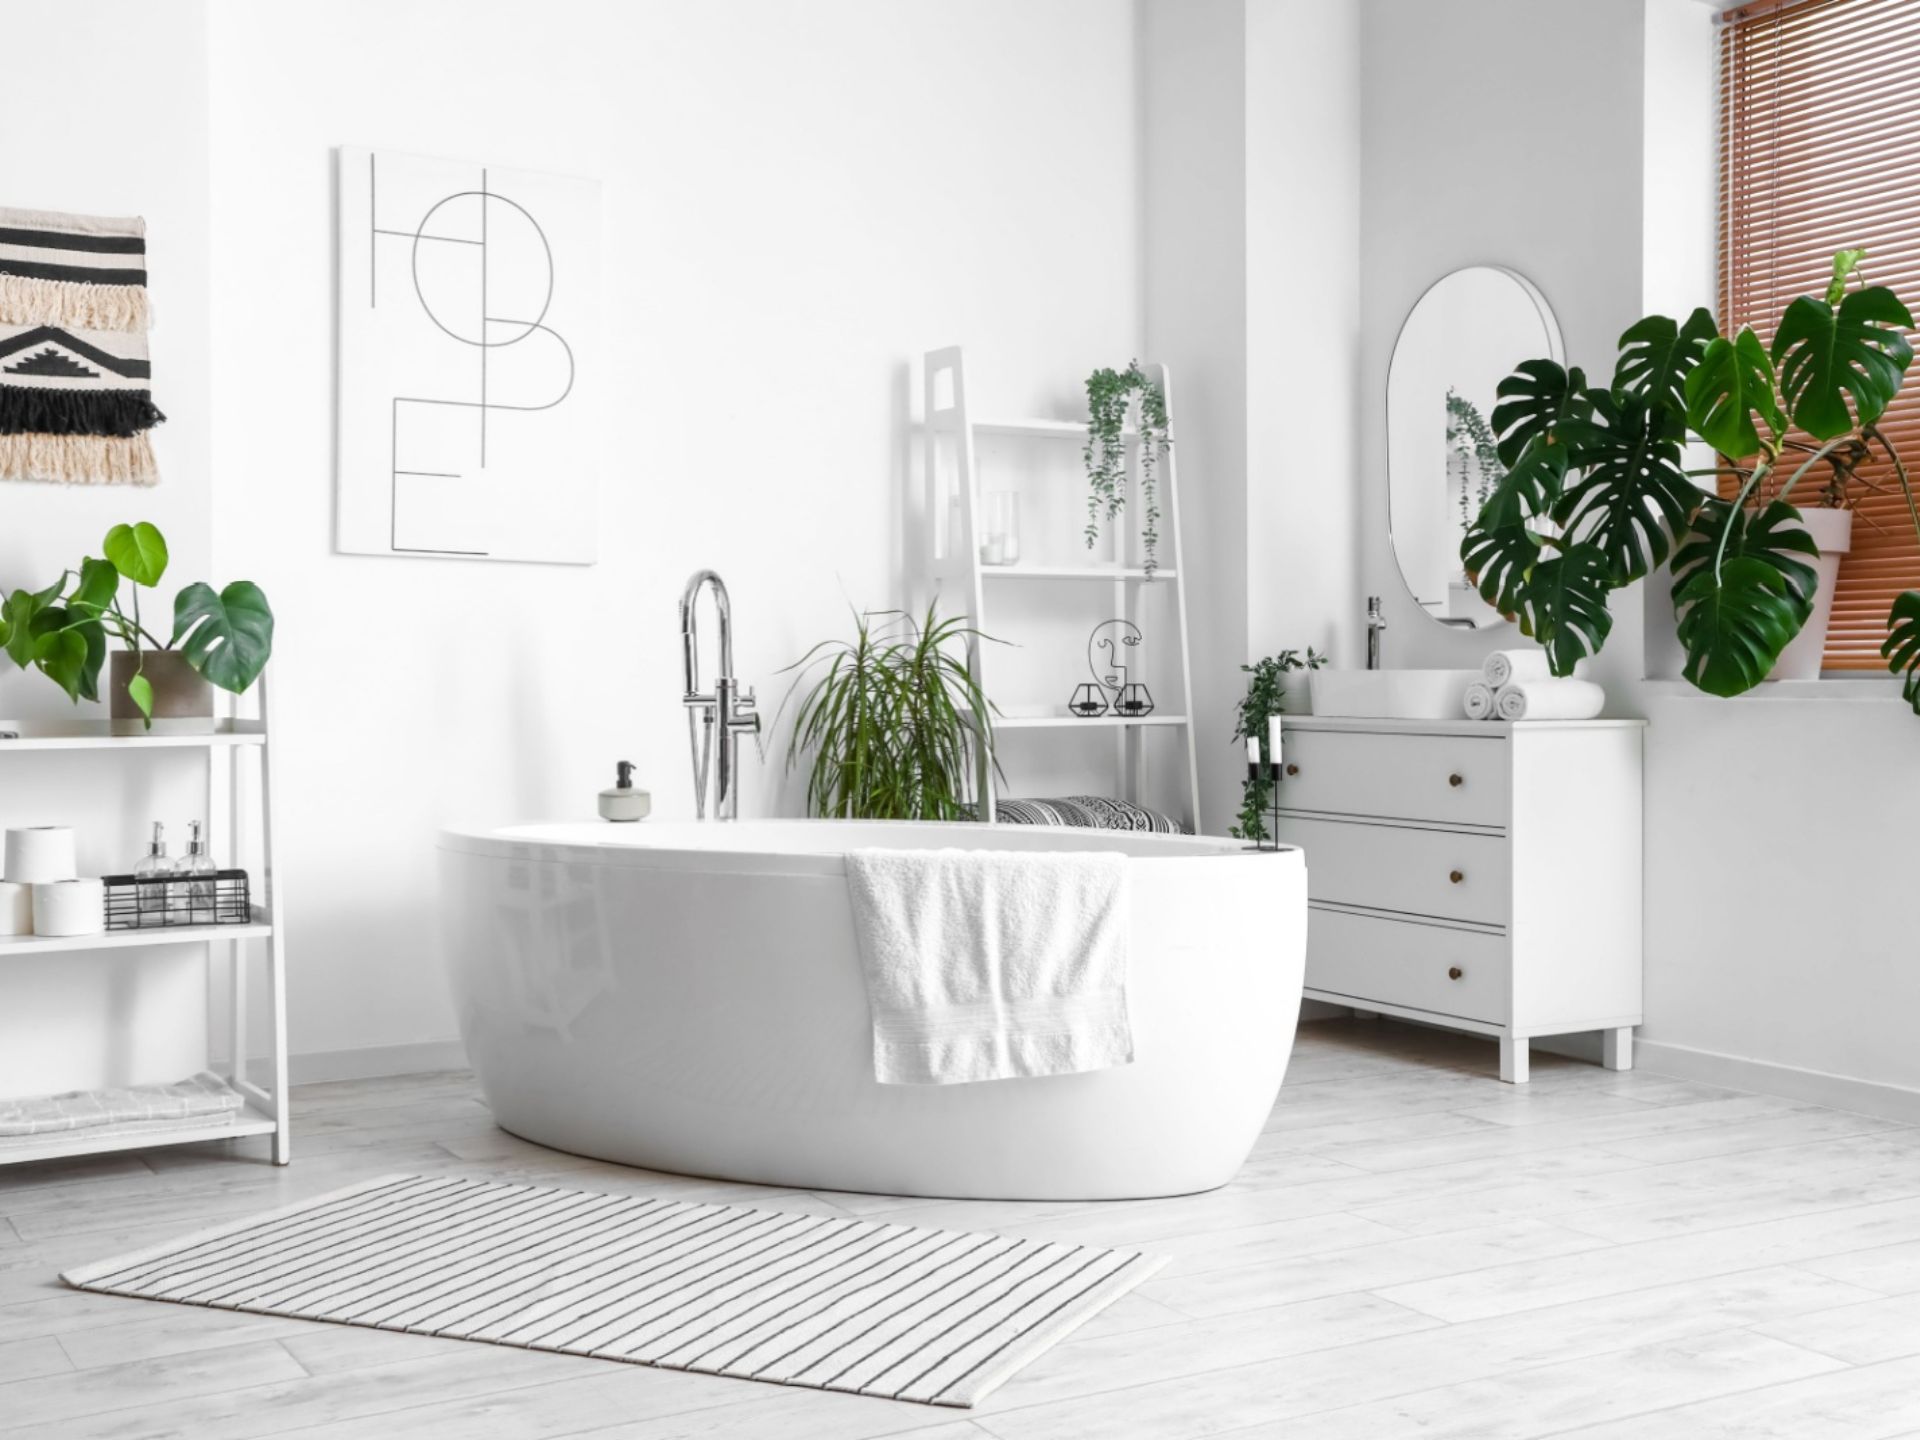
1768;507;1852;682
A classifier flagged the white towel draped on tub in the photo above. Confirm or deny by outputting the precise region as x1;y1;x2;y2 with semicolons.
844;848;1132;1085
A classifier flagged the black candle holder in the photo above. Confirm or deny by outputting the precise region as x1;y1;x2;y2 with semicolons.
1243;756;1287;851
1114;682;1154;717
1068;684;1109;718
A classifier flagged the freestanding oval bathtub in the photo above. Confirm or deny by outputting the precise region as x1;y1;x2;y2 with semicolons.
439;820;1306;1200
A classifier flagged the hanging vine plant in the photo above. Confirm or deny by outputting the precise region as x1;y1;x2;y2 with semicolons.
1084;361;1171;576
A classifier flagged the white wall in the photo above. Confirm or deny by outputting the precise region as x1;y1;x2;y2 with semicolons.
0;0;215;1097
1144;0;1363;837
206;0;1145;1072
1245;0;1362;679
1142;0;1249;837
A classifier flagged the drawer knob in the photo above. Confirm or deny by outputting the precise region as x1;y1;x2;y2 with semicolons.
1447;966;1463;980
1449;869;1464;885
1448;772;1464;788
1285;763;1300;777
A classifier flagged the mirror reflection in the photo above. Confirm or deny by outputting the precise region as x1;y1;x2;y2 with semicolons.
1387;267;1563;631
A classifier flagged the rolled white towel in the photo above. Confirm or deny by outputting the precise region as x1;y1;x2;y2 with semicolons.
1482;648;1554;689
1494;679;1606;721
1462;681;1498;721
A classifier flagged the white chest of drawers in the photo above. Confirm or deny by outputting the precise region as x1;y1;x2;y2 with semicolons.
1271;716;1644;1083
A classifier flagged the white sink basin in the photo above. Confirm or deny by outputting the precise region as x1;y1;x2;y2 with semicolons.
1309;669;1480;720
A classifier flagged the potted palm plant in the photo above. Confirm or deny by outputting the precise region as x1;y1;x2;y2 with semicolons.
0;521;274;733
778;603;999;820
1461;249;1920;706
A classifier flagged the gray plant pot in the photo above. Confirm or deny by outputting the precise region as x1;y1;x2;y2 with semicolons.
110;651;214;736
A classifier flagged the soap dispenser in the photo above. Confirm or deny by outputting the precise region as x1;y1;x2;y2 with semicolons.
599;761;652;823
175;820;217;919
134;822;173;923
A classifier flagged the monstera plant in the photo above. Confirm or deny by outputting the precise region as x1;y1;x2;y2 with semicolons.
1462;250;1920;708
0;521;274;729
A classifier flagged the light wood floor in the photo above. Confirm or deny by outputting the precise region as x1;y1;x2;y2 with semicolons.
6;1019;1920;1438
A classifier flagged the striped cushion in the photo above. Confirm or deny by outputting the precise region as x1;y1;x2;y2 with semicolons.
981;796;1185;835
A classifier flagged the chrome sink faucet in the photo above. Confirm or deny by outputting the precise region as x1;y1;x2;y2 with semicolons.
1365;596;1387;671
680;569;760;820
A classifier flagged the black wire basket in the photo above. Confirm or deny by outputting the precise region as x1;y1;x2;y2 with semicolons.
101;870;252;930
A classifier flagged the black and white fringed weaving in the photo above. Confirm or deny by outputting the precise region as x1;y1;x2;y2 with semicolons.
63;1174;1165;1408
0;206;163;485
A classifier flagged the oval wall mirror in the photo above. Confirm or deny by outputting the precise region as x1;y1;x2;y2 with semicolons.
1387;266;1564;631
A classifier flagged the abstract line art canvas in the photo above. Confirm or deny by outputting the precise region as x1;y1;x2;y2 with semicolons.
335;147;600;563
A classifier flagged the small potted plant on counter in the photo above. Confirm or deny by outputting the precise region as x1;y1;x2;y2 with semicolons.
0;521;274;733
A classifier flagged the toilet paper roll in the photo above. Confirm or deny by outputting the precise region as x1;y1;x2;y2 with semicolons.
31;878;104;938
4;826;77;884
0;881;31;936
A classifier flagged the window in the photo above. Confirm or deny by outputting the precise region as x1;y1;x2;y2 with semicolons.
1720;0;1920;669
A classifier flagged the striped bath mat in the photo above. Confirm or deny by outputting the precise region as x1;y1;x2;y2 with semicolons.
0;206;162;486
62;1174;1166;1408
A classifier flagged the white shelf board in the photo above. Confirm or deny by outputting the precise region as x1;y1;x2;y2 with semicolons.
0;719;265;752
0;1098;278;1167
983;565;1175;581
993;711;1190;730
0;909;271;958
968;417;1106;440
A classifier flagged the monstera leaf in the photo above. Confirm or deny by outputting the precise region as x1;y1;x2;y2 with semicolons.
70;556;120;612
1674;557;1815;697
1615;307;1718;410
1671;497;1821;615
1513;542;1614;676
1686;328;1787;458
1771;285;1915;440
1460;433;1569;616
171;581;274;694
1885;591;1920;714
1490;360;1590;468
1554;389;1698;584
103;521;169;587
25;606;105;703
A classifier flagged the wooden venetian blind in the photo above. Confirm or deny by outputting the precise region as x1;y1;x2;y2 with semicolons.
1721;0;1920;669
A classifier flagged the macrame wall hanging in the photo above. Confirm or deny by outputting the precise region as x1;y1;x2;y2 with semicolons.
0;206;163;486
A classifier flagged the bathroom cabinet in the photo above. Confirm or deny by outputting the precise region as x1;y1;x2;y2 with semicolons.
1271;716;1643;1083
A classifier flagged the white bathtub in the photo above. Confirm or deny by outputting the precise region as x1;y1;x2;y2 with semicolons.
438;820;1306;1200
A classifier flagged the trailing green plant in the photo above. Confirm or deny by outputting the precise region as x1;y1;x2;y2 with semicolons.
1460;249;1920;706
1446;389;1505;533
778;603;1002;821
1229;647;1326;842
0;521;274;728
1084;361;1171;577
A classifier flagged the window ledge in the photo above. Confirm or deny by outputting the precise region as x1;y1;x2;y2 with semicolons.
1639;677;1908;702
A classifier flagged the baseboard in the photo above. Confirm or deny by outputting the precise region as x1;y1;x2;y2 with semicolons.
285;1040;469;1085
1632;1037;1920;1124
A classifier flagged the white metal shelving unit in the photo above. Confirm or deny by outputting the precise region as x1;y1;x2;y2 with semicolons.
0;685;290;1168
923;346;1202;829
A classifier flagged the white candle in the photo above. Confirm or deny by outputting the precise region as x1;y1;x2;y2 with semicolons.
1267;715;1283;771
1245;735;1260;769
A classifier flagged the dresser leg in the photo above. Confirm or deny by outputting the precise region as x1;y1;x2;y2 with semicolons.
1602;1027;1634;1072
1351;1008;1381;1022
1499;1035;1529;1084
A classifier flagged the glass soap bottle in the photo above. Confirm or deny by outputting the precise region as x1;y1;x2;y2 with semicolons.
135;822;172;926
175;821;217;922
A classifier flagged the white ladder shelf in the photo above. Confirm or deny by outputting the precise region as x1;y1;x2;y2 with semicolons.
922;346;1202;830
0;681;291;1168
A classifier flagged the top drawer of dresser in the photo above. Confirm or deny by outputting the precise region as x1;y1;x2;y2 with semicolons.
1274;728;1509;828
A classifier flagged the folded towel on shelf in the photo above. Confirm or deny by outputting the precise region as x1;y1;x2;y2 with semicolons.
1494;678;1607;721
1463;681;1498;721
0;1071;242;1137
844;848;1131;1086
1482;648;1557;688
